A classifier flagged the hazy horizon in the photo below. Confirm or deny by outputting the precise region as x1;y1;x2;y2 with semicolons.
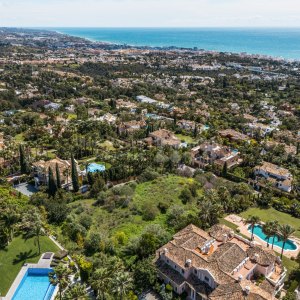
0;0;300;28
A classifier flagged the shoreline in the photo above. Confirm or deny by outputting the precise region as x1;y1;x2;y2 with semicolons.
51;28;299;62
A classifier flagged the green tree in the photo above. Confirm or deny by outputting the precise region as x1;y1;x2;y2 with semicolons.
112;272;133;300
262;221;273;248
22;209;44;254
48;167;57;197
49;264;72;300
19;144;29;174
63;283;88;300
71;154;79;192
133;258;157;292
56;163;62;189
269;221;279;249
278;224;295;259
90;267;111;300
222;161;228;177
245;215;260;241
0;204;21;243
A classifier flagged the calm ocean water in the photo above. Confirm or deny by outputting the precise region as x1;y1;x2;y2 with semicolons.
50;28;300;60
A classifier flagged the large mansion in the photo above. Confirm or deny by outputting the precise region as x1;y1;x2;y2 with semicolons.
155;224;286;300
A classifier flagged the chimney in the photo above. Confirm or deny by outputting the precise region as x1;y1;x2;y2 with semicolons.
244;286;250;295
163;248;168;255
222;233;228;243
186;259;192;267
238;275;243;282
254;253;259;262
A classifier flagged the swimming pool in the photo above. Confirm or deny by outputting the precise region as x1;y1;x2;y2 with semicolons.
87;163;105;173
248;225;297;251
12;268;55;300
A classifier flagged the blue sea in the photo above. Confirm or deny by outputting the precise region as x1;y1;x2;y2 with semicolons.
49;28;300;60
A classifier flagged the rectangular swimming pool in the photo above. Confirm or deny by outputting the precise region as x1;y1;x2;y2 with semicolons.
12;268;55;300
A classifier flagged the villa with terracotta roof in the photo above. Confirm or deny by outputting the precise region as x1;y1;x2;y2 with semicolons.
155;224;286;300
219;129;249;143
118;120;147;134
254;161;293;193
190;142;241;169
147;129;181;149
32;158;79;188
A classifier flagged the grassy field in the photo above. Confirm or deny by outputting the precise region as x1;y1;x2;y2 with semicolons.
65;175;200;247
175;134;196;144
239;207;300;238
0;236;60;296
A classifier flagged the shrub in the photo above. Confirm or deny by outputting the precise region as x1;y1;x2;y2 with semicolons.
142;202;159;221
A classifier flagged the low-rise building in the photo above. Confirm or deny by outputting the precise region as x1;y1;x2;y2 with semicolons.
155;224;286;300
219;129;249;142
147;129;181;149
191;142;241;169
254;161;293;192
118;120;147;134
32;158;79;188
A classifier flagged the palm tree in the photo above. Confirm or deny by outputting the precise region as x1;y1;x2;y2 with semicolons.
63;283;88;300
111;272;133;300
21;209;44;255
49;264;72;300
262;222;273;247
0;204;20;242
277;224;295;259
90;267;111;300
245;215;260;241
269;221;279;250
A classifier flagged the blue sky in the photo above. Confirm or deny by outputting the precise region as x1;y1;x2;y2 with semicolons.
0;0;299;27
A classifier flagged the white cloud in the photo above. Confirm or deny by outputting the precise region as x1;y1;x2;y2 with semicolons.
0;0;299;27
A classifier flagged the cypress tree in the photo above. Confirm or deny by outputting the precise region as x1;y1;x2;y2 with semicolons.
193;125;198;138
71;154;79;192
55;163;61;189
48;167;57;197
19;144;29;174
222;161;228;177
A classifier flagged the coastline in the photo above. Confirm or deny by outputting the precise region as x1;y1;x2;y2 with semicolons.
50;28;298;62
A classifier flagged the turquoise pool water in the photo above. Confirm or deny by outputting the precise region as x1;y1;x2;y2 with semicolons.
248;225;297;251
87;163;105;173
12;268;55;300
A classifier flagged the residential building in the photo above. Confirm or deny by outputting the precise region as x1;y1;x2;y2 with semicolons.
118;120;147;134
254;161;293;192
147;129;181;149
219;129;249;142
32;158;79;188
155;224;286;300
190;142;241;169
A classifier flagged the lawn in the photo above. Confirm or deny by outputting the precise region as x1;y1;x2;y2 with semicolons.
175;134;196;144
239;207;300;238
0;235;60;296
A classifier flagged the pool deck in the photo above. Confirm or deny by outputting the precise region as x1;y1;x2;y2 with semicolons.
1;253;56;300
225;214;300;258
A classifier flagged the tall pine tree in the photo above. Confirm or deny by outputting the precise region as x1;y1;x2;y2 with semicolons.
55;163;61;189
48;167;57;197
71;154;79;192
19;144;29;174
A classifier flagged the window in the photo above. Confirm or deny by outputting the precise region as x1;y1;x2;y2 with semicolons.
175;265;176;269
194;269;197;274
167;259;169;263
204;276;209;282
181;269;185;274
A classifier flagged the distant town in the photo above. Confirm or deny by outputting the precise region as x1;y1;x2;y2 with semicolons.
0;28;300;300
